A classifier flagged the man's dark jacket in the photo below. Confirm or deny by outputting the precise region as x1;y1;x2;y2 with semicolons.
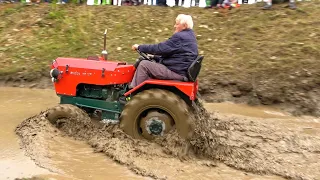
138;29;198;77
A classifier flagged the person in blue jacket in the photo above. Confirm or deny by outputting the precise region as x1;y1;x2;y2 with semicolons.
130;14;198;88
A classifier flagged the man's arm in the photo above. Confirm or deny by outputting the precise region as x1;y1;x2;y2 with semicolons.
138;34;181;56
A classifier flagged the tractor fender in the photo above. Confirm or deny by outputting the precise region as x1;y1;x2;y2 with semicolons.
124;79;198;104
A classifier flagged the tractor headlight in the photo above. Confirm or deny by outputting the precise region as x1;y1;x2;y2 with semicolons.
50;68;60;79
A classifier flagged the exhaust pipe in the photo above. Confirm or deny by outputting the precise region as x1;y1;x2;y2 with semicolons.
101;29;108;60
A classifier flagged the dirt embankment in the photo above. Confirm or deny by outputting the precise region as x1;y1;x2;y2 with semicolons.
199;75;320;117
15;104;320;180
3;71;320;117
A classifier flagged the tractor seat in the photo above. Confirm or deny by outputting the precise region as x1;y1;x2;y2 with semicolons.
186;56;204;82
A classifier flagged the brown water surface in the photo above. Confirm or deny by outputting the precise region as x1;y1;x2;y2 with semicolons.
203;102;291;119
2;87;314;180
0;87;144;180
204;102;320;137
0;87;57;179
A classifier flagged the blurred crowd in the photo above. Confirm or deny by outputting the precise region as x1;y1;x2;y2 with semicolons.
0;0;298;10
0;0;240;9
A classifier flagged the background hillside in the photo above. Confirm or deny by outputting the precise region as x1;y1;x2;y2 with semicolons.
0;2;319;115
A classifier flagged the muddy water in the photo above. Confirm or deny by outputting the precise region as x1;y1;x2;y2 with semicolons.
203;102;292;119
2;87;320;180
40;136;145;180
0;87;56;179
204;102;320;136
0;87;144;180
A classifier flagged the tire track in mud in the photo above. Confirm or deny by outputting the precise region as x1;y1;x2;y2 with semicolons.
15;105;320;180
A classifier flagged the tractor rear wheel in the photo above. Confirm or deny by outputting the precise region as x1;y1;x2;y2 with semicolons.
119;89;194;140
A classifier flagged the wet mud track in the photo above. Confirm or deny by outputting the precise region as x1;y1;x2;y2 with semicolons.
15;104;320;180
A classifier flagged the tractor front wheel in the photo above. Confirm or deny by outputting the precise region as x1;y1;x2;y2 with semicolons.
46;104;85;126
119;89;194;140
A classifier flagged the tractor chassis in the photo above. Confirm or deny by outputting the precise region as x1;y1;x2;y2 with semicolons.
60;95;124;122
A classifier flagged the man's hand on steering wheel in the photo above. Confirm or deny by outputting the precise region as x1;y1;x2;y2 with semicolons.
132;44;155;62
132;44;139;51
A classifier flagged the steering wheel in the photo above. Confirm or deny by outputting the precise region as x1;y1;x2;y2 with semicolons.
136;49;151;61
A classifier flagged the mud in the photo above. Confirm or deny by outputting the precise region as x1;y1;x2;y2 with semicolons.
15;102;320;180
191;105;320;180
199;78;320;117
16;108;217;180
0;87;148;180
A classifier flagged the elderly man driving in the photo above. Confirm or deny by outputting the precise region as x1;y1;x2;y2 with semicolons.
130;14;198;88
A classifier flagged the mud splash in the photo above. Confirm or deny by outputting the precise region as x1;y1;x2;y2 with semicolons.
191;104;320;180
15;104;320;180
15;108;218;180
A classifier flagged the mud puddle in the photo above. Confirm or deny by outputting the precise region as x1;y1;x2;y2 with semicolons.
2;87;320;180
203;102;292;119
0;87;145;180
0;87;57;179
204;102;320;136
192;104;320;180
39;136;146;180
15;105;285;180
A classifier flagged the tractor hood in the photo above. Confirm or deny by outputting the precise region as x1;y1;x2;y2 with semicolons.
51;57;135;96
53;57;121;71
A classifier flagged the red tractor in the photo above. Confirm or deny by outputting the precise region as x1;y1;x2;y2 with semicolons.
47;30;203;140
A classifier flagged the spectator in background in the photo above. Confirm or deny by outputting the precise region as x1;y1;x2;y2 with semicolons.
157;0;167;6
174;0;184;6
56;0;68;4
262;0;296;10
124;0;142;6
206;0;237;9
205;0;220;8
31;0;40;3
1;0;15;3
219;0;238;8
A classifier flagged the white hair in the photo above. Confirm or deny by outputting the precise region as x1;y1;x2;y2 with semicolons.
176;14;194;29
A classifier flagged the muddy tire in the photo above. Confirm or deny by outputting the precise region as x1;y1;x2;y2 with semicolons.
46;104;85;125
119;89;194;140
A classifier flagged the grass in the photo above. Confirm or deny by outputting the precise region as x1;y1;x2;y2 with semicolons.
0;2;320;114
0;3;319;79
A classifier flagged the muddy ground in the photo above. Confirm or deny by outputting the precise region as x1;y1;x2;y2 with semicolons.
15;104;320;180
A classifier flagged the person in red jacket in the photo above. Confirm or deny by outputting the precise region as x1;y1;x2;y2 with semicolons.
130;14;198;88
